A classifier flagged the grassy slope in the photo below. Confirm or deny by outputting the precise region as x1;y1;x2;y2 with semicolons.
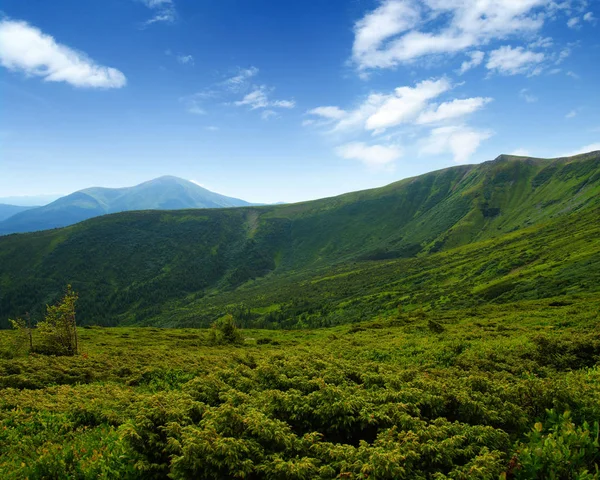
0;152;598;327
148;204;600;328
0;297;599;478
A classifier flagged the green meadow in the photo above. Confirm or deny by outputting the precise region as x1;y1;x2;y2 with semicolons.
1;297;599;478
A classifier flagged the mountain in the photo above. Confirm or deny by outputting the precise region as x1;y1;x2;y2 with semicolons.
0;204;36;222
0;151;598;328
0;176;253;235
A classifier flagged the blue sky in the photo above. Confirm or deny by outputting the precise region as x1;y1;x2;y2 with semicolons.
1;0;599;204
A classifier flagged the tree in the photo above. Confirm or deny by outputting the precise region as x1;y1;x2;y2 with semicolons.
8;312;33;355
36;285;79;356
209;314;244;345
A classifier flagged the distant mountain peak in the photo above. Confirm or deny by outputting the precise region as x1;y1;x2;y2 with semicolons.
0;177;254;235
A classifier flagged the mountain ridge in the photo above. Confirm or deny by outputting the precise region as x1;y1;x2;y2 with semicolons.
0;151;598;328
0;204;37;222
0;176;254;235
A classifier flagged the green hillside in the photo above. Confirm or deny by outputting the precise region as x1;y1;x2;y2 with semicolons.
0;152;598;328
1;152;600;479
0;176;253;235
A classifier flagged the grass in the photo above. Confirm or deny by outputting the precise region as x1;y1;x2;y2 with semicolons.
1;296;599;478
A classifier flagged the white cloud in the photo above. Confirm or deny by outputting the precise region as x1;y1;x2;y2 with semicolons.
307;78;492;133
567;17;581;28
365;78;451;131
187;105;206;115
222;66;259;91
420;125;493;163
567;70;580;79
177;54;194;65
565;109;578;119
182;66;294;117
0;19;126;88
416;97;492;124
140;0;176;26
561;143;600;157
234;86;295;111
335;142;402;168
458;50;485;74
307;106;347;120
352;0;549;72
307;78;493;166
272;99;296;108
583;12;595;22
261;110;278;120
235;87;269;109
486;45;545;75
330;93;389;132
353;0;420;69
519;88;538;103
205;126;219;131
510;148;532;156
555;47;570;65
529;36;553;48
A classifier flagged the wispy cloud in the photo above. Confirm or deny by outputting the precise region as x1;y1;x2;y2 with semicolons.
139;0;177;27
416;97;493;125
510;148;532;156
165;49;194;66
519;88;538;103
306;78;489;135
352;0;556;73
336;142;402;169
486;45;545;76
181;66;295;119
458;51;485;75
419;125;493;164
565;109;578;119
221;66;259;91
561;143;600;157
0;19;126;88
177;54;194;65
234;85;295;112
306;77;493;167
261;110;278;120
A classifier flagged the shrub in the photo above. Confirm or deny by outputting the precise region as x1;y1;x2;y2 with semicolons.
35;285;79;356
208;315;244;345
512;410;600;479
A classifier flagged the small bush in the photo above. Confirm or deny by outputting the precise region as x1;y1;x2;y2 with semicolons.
208;315;244;345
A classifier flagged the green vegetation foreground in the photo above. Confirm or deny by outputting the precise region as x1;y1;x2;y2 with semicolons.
1;297;599;479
